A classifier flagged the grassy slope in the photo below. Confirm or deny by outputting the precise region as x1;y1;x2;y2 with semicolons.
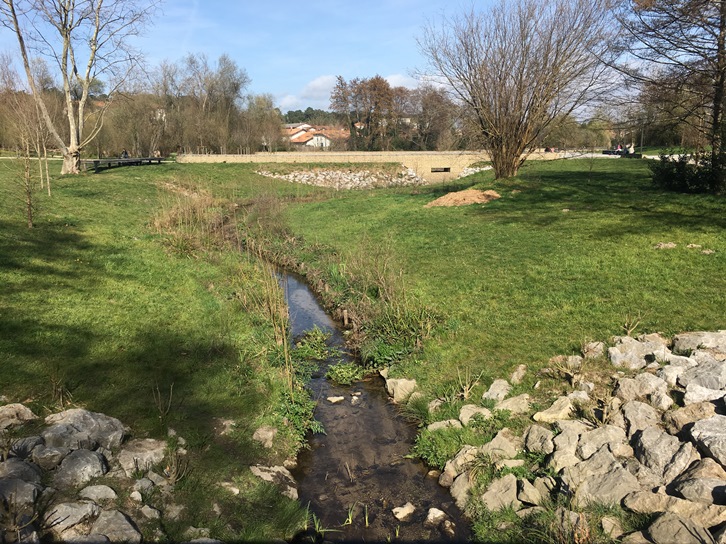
282;159;725;389
2;157;724;541
0;161;319;541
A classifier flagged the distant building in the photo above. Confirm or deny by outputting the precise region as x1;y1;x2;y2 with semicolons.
282;124;348;149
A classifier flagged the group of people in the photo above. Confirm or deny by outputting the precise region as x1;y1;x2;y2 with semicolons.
616;143;635;154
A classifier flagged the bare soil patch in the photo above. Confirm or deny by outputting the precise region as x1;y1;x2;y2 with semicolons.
424;188;501;207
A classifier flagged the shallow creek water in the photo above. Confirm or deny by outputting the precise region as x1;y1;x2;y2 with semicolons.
280;273;470;542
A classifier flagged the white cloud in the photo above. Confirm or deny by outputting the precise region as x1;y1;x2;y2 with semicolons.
275;75;337;111
385;73;418;88
277;94;300;110
300;74;337;101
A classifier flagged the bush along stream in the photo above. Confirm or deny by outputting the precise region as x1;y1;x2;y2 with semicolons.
281;272;470;542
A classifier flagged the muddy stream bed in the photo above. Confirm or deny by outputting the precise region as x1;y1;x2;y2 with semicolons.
280;272;470;542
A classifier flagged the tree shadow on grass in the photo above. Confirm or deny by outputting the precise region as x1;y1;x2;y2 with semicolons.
464;166;726;237
1;216;270;465
2;312;269;467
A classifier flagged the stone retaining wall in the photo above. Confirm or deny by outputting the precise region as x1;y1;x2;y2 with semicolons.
177;150;576;182
177;151;489;182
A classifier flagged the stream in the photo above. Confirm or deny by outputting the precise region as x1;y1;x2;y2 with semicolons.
280;272;470;542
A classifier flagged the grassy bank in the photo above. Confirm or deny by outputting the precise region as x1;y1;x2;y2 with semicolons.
2;157;724;542
0;161;326;541
278;159;724;385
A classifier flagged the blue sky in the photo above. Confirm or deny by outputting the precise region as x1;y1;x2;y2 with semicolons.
130;0;485;112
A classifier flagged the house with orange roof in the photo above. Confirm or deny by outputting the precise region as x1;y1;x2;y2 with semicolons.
283;124;348;149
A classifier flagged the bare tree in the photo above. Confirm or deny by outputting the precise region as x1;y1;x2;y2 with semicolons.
0;0;160;174
419;0;616;178
330;75;397;150
0;56;47;226
617;0;726;191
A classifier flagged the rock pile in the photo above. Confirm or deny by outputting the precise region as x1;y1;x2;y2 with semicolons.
457;165;493;178
0;407;218;543
384;330;726;543
255;166;424;189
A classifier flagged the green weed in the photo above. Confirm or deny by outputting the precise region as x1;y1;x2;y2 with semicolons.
294;326;331;361
326;362;365;385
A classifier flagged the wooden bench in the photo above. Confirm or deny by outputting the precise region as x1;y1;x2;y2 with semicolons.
83;157;164;173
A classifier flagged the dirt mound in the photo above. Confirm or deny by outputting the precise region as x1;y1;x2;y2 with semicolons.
424;189;501;207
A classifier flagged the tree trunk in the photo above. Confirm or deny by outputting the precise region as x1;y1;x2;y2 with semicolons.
711;1;726;189
490;145;522;179
61;149;81;175
23;142;33;228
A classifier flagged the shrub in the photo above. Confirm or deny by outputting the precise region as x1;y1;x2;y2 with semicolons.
650;153;725;194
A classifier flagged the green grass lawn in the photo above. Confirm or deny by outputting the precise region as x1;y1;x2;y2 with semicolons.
1;156;724;542
279;158;725;389
0;160;316;541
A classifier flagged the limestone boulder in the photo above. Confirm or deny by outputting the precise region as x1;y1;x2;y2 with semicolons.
44;409;125;450
609;335;671;370
614;378;642;402
479;428;521;461
622;401;661;438
664;402;719;435
0;403;38;430
583;341;606;359
80;484;118;503
672;477;726;505
651;390;674;412
672;331;726;355
495;394;531;414
425;508;447;527
684;384;726;405
679;360;726;391
674;458;726;481
117;438;166;477
90;510;142;543
646;512;716;544
44;501;101;539
0;478;41;512
560;447;640;507
450;471;472;510
439;445;479;487
601;516;624;539
691;416;726;467
659;364;689;387
615;374;667;402
624;491;726;528
482;379;511;402
392;502;415;521
633;426;696;483
459;404;492;426
576;425;630;460
427;419;462;432
385;378;417;403
524;425;554;455
54;449;107;489
517;478;543;506
480;473;520;511
533;476;556;501
533;397;573;423
32;445;70;470
0;458;42;484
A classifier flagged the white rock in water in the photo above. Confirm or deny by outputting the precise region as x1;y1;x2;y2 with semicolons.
425;508;447;526
392;502;415;521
